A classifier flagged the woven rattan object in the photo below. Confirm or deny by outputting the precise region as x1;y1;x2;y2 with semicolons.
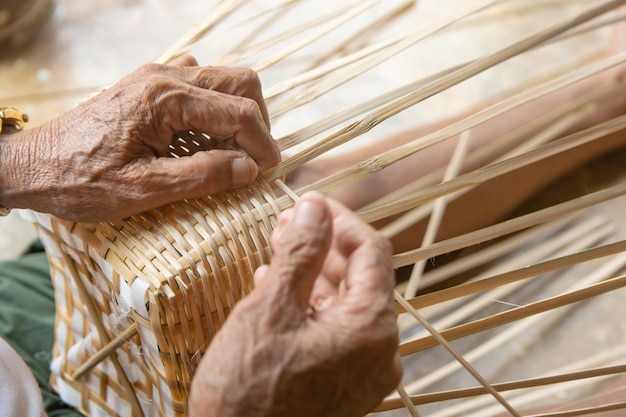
23;133;282;417
20;1;626;416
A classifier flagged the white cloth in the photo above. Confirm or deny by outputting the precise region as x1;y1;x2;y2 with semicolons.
0;337;46;417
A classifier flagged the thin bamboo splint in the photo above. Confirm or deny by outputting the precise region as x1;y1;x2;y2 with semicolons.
20;1;626;416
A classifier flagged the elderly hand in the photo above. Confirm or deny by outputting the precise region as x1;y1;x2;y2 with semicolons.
0;55;280;222
189;191;401;417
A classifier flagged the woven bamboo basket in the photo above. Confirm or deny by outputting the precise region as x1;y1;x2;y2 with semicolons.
20;0;626;416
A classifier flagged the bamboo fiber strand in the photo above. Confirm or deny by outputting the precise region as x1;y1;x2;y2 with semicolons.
395;383;422;417
366;51;612;210
267;0;624;182
154;0;247;64
401;231;625;397
304;0;417;72
379;95;603;239
403;131;471;298
391;181;626;269
214;0;376;68
399;239;626;313
375;362;626;412
283;53;626;213
267;0;502;118
400;215;614;346
400;271;626;356
250;0;384;73
394;290;523;417
410;214;583;293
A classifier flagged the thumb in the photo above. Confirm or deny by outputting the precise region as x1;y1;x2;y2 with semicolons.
259;192;333;315
136;150;259;207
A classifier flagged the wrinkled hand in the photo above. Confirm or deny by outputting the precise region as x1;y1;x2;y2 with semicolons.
189;192;401;417
0;55;280;222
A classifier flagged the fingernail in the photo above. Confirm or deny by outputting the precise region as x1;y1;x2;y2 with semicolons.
294;200;326;227
232;156;258;186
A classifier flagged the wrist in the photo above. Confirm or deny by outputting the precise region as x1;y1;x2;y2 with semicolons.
0;124;49;213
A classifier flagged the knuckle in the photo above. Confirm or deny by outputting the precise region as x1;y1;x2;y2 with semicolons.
237;98;262;125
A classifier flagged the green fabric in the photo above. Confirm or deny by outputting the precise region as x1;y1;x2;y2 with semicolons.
0;242;85;417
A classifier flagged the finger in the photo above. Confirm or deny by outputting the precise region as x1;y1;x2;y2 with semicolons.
168;54;199;67
131;149;259;208
259;192;333;315
325;199;395;299
152;64;271;129
160;87;280;168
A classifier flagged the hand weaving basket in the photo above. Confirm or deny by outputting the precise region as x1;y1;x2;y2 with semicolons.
23;133;282;417
20;0;626;416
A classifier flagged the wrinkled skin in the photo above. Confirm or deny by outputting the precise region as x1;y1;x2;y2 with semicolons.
0;55;280;222
189;192;402;417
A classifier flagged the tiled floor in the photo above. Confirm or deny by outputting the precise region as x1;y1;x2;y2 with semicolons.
1;1;625;415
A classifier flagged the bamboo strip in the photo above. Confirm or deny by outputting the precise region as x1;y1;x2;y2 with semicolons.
268;0;501;118
267;1;625;182
154;0;247;64
375;363;626;411
222;0;300;59
71;323;139;380
403;131;471;298
396;383;422;417
400;271;626;355
274;65;457;150
305;0;417;71
214;0;371;67
403;213;583;293
282;55;626;213
250;0;384;72
391;181;626;269
527;402;626;417
400;215;613;344
379;97;602;239
399;239;626;314
402;235;625;397
58;250;144;417
366;54;612;210
394;289;523;417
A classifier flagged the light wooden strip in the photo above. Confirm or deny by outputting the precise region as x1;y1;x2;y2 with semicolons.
402;233;623;396
154;0;246;64
376;364;626;412
400;272;626;356
251;0;383;72
304;0;417;71
391;180;626;269
395;213;581;296
428;344;626;417
403;131;471;298
267;1;625;182
280;54;626;212
379;95;603;239
268;0;501;118
528;402;626;417
275;65;457;150
71;323;139;380
395;383;422;417
394;290;523;417
366;52;611;210
220;0;300;58
400;215;613;343
399;239;626;313
214;0;369;67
